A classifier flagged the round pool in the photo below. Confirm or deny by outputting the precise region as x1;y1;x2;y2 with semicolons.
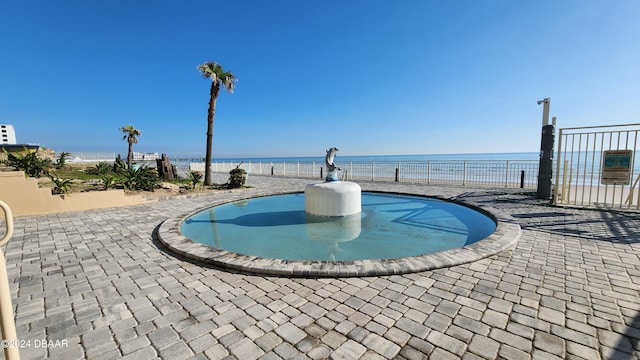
156;191;520;277
180;192;496;261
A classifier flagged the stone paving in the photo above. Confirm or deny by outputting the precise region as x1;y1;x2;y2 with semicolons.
2;174;640;359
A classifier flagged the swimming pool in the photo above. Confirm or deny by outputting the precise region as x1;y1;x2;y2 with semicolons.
157;190;520;277
180;192;497;261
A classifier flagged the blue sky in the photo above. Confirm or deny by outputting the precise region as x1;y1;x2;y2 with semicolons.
1;1;639;158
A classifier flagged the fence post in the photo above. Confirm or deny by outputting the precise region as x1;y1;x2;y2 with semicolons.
463;161;467;185
427;161;431;184
395;161;400;182
553;128;564;205
320;167;323;179
520;171;525;189
561;160;569;202
270;162;274;176
505;160;510;187
537;123;555;199
372;161;375;181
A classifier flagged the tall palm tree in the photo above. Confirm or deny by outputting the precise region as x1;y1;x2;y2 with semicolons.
120;125;141;168
197;61;237;186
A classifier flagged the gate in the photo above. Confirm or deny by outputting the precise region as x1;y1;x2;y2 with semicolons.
553;124;640;210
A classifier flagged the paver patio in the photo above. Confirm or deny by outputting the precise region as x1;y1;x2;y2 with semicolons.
1;175;639;359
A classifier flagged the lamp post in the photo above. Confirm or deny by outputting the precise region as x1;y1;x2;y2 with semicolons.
538;98;550;126
536;98;554;200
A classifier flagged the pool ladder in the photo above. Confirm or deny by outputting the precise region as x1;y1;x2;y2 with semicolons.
0;200;19;360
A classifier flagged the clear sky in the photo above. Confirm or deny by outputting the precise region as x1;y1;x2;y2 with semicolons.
1;1;639;158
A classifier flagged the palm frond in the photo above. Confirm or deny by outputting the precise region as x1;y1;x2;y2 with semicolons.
198;61;237;93
120;125;141;142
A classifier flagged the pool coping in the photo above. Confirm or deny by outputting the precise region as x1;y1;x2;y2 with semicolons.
156;190;521;277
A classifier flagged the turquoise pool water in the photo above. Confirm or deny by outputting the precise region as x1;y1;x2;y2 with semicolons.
180;192;496;261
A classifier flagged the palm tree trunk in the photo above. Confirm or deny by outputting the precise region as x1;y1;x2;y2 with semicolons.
127;142;133;168
204;83;219;185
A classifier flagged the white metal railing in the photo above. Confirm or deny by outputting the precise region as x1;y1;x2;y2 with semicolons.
553;124;640;210
67;152;116;163
191;160;539;188
0;200;19;360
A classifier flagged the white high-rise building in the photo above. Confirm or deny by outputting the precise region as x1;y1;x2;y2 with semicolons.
1;124;17;145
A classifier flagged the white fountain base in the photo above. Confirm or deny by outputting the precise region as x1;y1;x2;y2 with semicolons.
304;181;361;217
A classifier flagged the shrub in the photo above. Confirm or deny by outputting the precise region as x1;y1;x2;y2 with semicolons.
101;175;117;190
86;161;113;175
228;167;247;189
47;174;73;194
54;152;71;169
117;163;159;191
187;171;203;189
2;148;52;177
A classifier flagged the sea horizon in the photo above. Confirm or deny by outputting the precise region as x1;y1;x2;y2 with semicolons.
64;150;542;164
175;151;541;164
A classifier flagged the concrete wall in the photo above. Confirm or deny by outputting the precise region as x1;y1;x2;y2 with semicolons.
0;171;148;216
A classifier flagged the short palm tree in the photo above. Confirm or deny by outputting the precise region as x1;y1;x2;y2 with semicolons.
55;151;71;169
120;125;141;168
197;61;237;185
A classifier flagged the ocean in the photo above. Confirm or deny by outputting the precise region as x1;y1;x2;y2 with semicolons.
175;152;542;188
68;150;636;188
194;151;541;164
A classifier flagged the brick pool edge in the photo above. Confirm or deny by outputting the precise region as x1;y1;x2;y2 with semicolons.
155;191;521;277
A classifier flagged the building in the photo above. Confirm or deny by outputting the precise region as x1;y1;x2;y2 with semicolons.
132;152;160;161
1;124;17;144
0;124;40;162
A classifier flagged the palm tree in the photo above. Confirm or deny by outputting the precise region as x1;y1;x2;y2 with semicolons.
120;125;141;168
197;61;237;185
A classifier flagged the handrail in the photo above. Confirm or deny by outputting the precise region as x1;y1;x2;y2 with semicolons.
0;200;19;360
0;201;14;247
557;123;640;132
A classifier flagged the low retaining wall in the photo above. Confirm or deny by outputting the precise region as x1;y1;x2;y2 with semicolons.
0;171;147;216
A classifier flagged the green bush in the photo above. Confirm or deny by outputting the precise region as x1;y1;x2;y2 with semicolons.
228;167;247;189
86;161;113;175
54;152;71;170
117;163;159;191
2;149;52;177
101;175;117;190
187;171;203;189
47;174;73;194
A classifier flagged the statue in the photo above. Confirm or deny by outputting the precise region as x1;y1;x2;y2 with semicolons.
325;147;342;182
306;146;361;217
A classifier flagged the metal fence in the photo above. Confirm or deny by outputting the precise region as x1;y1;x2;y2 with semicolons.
190;160;539;188
553;124;640;210
67;152;117;162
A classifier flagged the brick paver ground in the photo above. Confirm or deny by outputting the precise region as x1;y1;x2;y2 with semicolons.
2;174;639;359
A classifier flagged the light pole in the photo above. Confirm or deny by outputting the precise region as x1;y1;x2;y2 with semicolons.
536;98;554;200
537;98;550;126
